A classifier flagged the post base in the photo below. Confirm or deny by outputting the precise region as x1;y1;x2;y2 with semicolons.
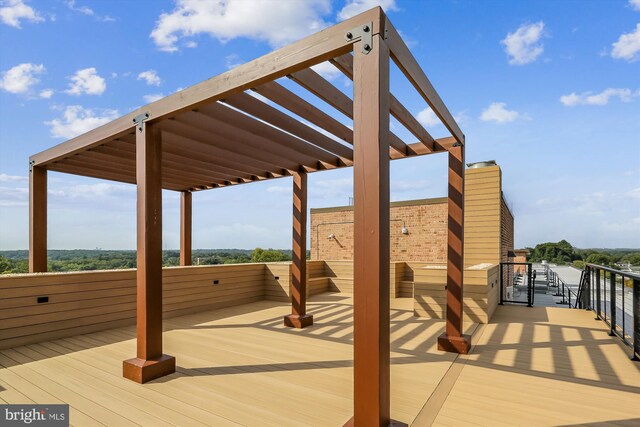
437;333;472;354
283;314;313;328
123;354;176;383
343;416;407;426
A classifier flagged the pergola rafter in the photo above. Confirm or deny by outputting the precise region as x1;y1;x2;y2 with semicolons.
28;7;467;426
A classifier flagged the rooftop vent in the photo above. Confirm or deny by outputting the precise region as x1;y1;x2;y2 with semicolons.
466;160;497;169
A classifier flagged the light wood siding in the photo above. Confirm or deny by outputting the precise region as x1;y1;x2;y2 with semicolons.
414;264;500;324
324;260;354;293
0;264;265;349
464;166;502;267
263;263;291;301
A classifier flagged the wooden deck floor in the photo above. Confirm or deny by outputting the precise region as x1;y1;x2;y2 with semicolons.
1;294;639;426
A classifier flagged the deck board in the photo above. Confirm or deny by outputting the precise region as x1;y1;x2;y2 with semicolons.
428;305;640;427
1;294;639;426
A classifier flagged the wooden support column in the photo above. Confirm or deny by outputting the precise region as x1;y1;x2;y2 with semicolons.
29;165;47;273
437;143;471;354
180;191;192;266
346;33;403;427
284;171;313;328
123;122;175;383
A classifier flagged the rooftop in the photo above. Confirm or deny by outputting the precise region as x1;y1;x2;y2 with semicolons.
1;294;638;426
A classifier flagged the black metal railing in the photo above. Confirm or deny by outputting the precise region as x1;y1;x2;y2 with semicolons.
499;262;533;307
548;269;580;307
584;263;639;361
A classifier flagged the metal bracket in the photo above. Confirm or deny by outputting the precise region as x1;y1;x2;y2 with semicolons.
346;21;373;54
29;160;35;172
133;112;150;132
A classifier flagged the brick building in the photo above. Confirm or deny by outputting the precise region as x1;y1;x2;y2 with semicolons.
310;162;515;267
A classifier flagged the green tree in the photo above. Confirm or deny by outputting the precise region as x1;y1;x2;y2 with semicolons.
585;253;612;266
251;248;291;262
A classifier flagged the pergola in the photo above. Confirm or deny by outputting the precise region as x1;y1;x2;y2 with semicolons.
28;7;468;426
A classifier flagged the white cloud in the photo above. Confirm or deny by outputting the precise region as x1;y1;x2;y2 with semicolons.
61;182;135;199
0;63;45;94
39;88;53;99
266;186;289;194
611;23;640;62
311;61;342;80
392;179;430;193
416;107;440;127
64;0;92;16
630;0;640;11
224;54;244;70
150;0;332;52
65;68;106;96
0;173;28;182
337;0;397;21
501;21;545;65
0;0;43;28
45;105;118;139
0;186;28;207
559;88;637;106
137;70;161;86
64;0;114;22
480;102;521;123
311;178;352;199
143;93;164;103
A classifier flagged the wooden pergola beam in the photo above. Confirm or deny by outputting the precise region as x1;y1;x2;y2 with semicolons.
180;191;192;266
384;18;464;144
30;7;385;167
113;138;268;182
123;122;175;383
288;68;409;156
284;171;313;329
222;92;354;162
198;102;342;166
330;54;436;152
437;143;471;354
252;82;353;144
29;166;47;273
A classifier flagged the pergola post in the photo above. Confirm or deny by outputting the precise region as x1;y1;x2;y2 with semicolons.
437;143;471;354
123;122;175;383
284;170;313;328
180;191;192;266
29;165;47;273
347;33;397;426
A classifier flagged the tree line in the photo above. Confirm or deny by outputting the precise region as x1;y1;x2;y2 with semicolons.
0;248;295;274
524;240;640;269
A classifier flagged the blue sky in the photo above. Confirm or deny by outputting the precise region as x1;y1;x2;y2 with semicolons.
0;0;639;251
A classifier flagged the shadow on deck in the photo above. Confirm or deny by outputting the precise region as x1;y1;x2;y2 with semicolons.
1;293;639;426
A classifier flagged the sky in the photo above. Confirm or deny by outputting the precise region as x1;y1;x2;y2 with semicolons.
0;0;639;251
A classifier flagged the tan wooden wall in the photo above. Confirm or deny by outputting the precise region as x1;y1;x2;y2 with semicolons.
263;260;329;302
1;264;264;350
464;166;502;266
413;264;500;324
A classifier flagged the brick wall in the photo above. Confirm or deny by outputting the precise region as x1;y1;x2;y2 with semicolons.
310;165;514;266
310;198;448;262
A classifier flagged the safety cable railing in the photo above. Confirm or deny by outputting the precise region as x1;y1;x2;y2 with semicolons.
584;263;639;361
548;269;581;308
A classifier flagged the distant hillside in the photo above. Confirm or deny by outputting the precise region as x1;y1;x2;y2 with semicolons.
0;248;297;274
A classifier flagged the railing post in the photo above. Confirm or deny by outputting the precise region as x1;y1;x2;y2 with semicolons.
610;272;617;337
584;267;591;310
595;268;601;320
633;278;639;361
499;263;504;305
527;265;533;307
